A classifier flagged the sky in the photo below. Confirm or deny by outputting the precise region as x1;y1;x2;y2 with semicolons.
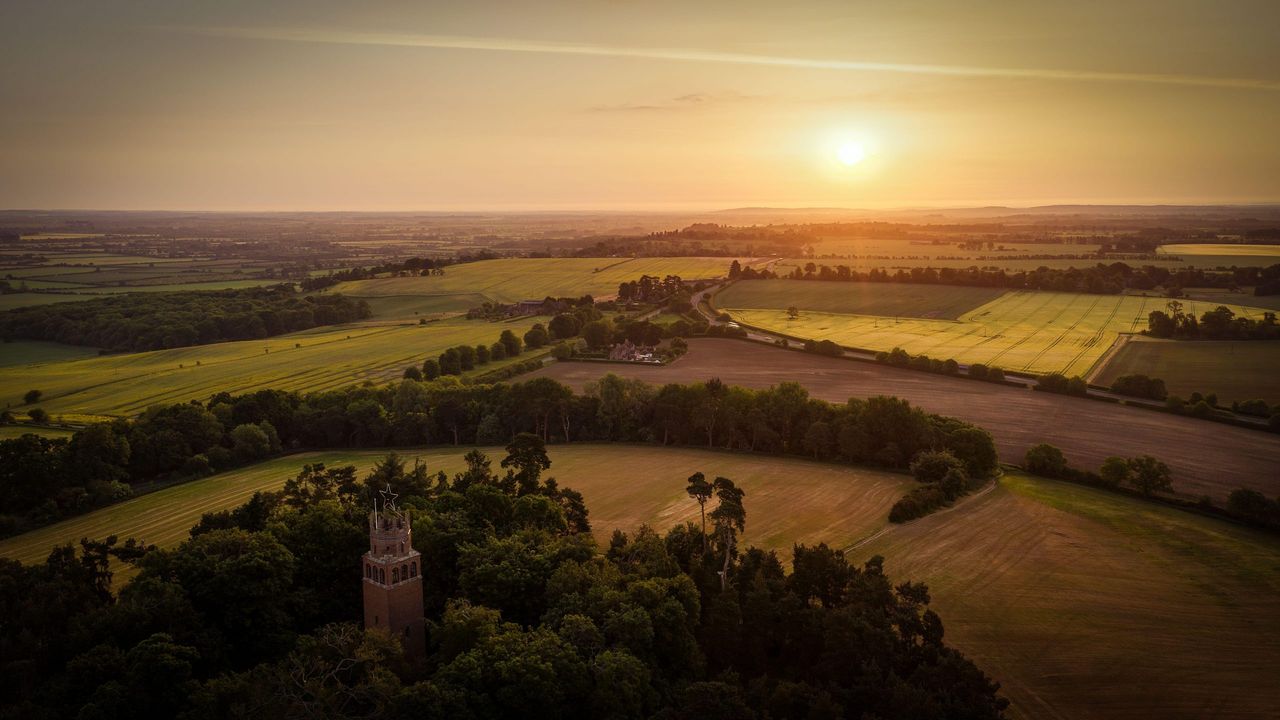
2;0;1278;211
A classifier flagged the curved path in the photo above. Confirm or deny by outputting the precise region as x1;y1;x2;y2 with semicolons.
530;338;1280;503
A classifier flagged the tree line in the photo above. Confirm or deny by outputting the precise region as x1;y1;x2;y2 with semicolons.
616;274;688;303
0;374;998;538
1023;443;1279;531
0;433;1008;719
1146;300;1279;340
731;260;1280;297
299;251;500;291
0;286;371;352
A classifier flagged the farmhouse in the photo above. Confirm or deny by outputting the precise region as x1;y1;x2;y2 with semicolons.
509;299;544;316
609;339;660;363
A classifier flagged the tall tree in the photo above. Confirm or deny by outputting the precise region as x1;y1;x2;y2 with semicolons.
685;472;714;553
709;476;746;591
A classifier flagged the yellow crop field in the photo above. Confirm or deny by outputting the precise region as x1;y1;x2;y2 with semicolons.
0;317;542;421
334;256;744;308
723;290;1270;376
1158;243;1280;256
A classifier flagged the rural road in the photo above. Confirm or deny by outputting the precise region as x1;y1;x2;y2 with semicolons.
530;338;1280;504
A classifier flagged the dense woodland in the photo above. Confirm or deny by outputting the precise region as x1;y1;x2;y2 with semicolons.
734;260;1280;297
0;287;371;352
0;375;999;537
0;434;1008;719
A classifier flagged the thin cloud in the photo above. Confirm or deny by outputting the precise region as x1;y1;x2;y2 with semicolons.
589;91;756;113
175;25;1280;92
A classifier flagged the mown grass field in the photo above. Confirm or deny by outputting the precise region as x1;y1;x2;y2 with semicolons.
721;285;1270;376
855;472;1280;720
333;257;744;311
0;444;911;576
0;317;543;421
1094;338;1280;403
716;279;1004;319
0;340;101;368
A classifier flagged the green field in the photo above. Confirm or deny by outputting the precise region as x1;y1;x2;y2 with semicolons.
1095;338;1280;403
716;279;1004;320
0;340;101;368
1173;287;1280;311
721;285;1271;376
0;444;910;575
358;293;494;321
0;425;75;440
0;317;543;421
855;472;1280;720
0;293;86;311
333;257;744;310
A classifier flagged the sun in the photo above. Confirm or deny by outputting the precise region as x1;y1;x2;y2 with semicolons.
837;141;867;166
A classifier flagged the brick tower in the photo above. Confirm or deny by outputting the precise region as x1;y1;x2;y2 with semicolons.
362;486;426;659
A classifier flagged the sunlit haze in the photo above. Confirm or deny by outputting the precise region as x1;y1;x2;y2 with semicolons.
2;0;1278;210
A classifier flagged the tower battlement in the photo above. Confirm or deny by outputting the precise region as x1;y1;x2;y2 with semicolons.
361;486;425;659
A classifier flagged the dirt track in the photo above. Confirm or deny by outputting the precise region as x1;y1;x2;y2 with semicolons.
530;339;1280;503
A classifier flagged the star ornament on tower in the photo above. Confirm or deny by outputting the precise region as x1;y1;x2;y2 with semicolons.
379;483;399;513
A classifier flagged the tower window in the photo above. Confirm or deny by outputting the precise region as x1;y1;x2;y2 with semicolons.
410;562;417;577
392;567;399;583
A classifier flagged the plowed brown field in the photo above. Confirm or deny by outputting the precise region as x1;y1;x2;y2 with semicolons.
530;339;1280;503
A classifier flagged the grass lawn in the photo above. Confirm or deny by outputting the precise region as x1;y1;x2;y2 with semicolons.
854;471;1280;720
1094;338;1280;403
0;340;102;368
333;257;744;303
721;288;1270;376
0;317;544;420
716;279;1005;319
0;444;911;579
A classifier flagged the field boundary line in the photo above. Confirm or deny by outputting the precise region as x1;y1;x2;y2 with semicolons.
1084;334;1131;384
845;477;999;553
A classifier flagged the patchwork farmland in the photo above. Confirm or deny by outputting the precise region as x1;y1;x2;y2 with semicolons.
332;256;748;313
718;280;1271;376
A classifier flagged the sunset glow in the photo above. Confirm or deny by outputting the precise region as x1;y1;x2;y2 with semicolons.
0;1;1277;210
837;142;867;167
